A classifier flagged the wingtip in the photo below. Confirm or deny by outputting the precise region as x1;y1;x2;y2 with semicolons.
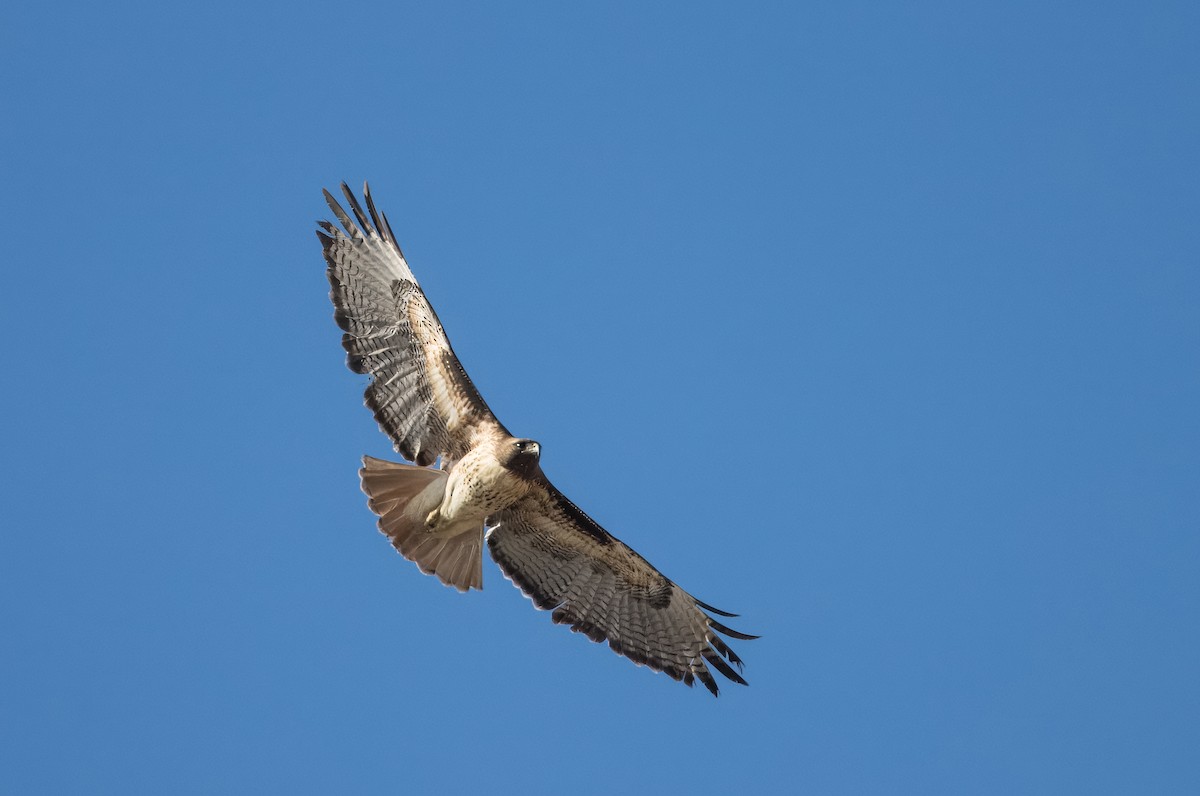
709;618;760;642
694;598;740;618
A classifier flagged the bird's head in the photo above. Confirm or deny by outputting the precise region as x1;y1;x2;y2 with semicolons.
504;437;542;477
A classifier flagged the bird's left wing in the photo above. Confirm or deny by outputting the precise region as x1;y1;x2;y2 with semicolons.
317;183;506;465
487;480;757;696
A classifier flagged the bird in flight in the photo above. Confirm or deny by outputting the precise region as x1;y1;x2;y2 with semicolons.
317;183;756;695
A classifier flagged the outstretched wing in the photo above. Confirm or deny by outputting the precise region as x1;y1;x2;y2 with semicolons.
487;480;757;696
317;183;506;465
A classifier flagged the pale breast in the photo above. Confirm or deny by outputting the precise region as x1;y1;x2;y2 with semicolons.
439;443;531;524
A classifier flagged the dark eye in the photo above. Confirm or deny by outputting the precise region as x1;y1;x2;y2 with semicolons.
516;441;526;450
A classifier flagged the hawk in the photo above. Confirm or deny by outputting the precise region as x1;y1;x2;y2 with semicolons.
317;183;756;696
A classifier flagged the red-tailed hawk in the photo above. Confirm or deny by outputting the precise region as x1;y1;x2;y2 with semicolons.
317;183;756;696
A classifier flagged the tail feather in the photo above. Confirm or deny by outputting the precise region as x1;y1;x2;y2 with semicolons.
359;455;484;592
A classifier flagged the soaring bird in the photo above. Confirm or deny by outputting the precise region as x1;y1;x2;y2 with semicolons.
317;183;756;695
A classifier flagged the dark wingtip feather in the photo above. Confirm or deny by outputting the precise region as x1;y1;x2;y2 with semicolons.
703;649;748;687
707;617;760;641
341;182;374;235
694;598;740;618
380;210;403;257
708;634;747;672
362;181;384;236
363;182;406;258
321;187;340;214
323;187;361;239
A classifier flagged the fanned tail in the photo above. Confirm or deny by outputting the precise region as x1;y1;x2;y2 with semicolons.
359;456;484;592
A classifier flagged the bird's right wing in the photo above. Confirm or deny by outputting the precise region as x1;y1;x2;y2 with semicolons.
487;479;757;696
317;182;507;465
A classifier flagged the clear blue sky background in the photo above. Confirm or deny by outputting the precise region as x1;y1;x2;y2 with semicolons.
2;2;1197;793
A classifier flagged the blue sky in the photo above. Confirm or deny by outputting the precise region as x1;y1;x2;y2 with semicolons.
2;1;1198;793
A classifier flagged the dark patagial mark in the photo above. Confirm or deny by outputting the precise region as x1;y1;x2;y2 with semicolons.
439;350;496;423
